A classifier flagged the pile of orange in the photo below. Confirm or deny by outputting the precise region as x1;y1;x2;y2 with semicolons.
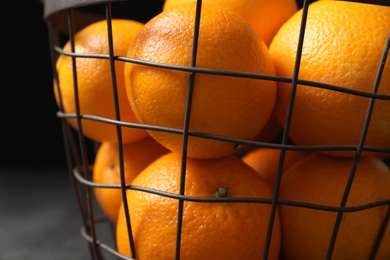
269;1;390;259
53;0;390;259
162;0;298;46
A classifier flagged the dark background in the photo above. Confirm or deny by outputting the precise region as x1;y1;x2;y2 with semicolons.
1;0;305;170
2;2;65;168
1;0;166;169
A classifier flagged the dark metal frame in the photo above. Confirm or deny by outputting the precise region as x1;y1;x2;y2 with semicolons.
44;0;390;259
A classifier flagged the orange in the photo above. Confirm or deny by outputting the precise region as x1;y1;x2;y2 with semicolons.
162;0;298;46
124;3;277;159
241;147;310;189
92;137;169;223
279;153;390;259
116;152;281;259
55;19;149;144
269;1;390;158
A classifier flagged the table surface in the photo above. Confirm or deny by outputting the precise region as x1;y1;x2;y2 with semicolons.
0;168;111;260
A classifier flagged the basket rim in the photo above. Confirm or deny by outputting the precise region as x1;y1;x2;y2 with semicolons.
43;0;125;19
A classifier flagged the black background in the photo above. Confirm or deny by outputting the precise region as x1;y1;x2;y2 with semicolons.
2;1;66;168
1;0;305;169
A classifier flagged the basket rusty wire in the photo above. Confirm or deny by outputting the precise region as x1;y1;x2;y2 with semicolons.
43;0;390;259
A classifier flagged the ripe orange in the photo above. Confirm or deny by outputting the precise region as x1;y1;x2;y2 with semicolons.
116;152;281;259
162;0;298;46
55;19;149;144
279;153;390;259
269;1;390;158
92;137;169;223
241;147;310;189
124;2;277;159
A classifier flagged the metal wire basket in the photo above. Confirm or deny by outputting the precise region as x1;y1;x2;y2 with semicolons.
43;0;390;259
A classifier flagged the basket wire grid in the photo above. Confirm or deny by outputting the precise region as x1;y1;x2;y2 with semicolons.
43;0;390;259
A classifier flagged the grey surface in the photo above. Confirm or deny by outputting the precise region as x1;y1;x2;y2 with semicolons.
0;169;102;260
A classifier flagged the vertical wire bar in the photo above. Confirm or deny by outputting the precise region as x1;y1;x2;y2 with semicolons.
67;8;102;260
369;31;390;259
370;206;390;259
46;16;96;258
49;10;87;226
263;0;311;259
103;2;137;259
327;30;390;260
175;0;203;259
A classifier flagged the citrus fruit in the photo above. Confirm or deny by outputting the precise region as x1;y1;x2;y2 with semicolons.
55;19;149;144
241;147;310;189
124;2;277;159
162;0;298;46
269;1;390;158
92;137;169;223
116;152;281;259
279;153;390;259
